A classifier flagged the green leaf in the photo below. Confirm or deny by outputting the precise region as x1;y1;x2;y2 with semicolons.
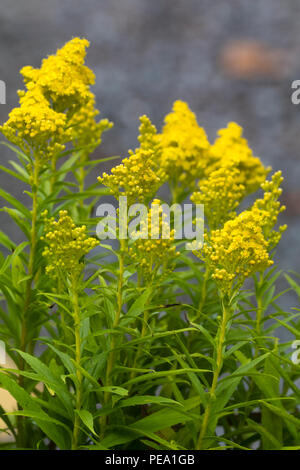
98;386;128;397
14;350;73;417
121;288;152;326
0;188;31;219
0;230;16;250
0;164;28;183
76;410;97;436
119;395;182;408
247;418;282;449
100;397;200;448
0;372;69;449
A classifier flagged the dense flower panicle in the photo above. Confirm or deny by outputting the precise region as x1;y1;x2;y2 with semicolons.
69;93;113;157
209;122;269;194
201;210;273;295
191;166;246;229
128;199;179;281
251;171;287;248
21;38;94;109
41;210;98;277
159;100;210;191
0;38;111;163
98;116;164;204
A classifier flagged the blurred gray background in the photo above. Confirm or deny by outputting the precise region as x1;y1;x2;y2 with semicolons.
0;0;300;280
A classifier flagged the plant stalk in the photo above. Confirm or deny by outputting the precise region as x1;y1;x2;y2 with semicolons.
71;274;83;450
196;297;230;450
17;159;40;448
101;238;126;435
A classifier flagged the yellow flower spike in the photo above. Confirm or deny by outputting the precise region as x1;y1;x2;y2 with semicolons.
200;210;273;295
159;100;210;194
98;115;164;204
191;165;246;229
21;38;94;106
209;121;269;194
69;92;113;158
128;200;179;282
251;170;287;248
0;86;69;162
0;38;112;164
42;210;98;278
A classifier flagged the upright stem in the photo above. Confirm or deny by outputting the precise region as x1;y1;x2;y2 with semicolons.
50;156;57;194
129;305;150;386
197;267;209;317
196;297;230;450
71;274;82;450
17;159;39;448
256;272;264;337
187;267;209;353
78;152;86;208
170;181;179;204
101;239;126;434
21;160;39;353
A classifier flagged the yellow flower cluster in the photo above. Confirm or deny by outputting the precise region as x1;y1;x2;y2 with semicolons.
98;116;164;204
209;122;269;195
202;210;273;294
0;38;111;162
0;86;69;159
21;38;94;109
252;171;287;248
69;94;112;158
158;100;210;193
128;200;179;282
200;171;287;294
191;166;246;229
41;210;98;277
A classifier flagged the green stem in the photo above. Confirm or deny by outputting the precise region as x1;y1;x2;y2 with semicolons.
21;161;39;350
256;272;264;337
17;159;39;448
170;181;179;204
50;156;57;194
78;152;86;207
197;267;209;317
187;267;209;353
129;306;150;387
196;297;230;450
71;274;82;450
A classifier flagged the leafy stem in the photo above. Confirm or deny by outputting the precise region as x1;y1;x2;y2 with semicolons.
101;238;126;435
71;273;83;450
196;296;231;450
20;158;40;355
17;158;40;448
256;271;264;337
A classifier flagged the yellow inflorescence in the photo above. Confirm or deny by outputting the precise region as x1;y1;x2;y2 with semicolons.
209;122;269;195
0;38;111;162
41;210;98;277
158;100;210;191
0;36;287;298
128;199;180;281
98;116;164;204
252;171;287;248
202;210;273;295
191;166;246;229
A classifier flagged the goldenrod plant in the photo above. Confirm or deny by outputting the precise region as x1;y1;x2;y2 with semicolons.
0;38;299;450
